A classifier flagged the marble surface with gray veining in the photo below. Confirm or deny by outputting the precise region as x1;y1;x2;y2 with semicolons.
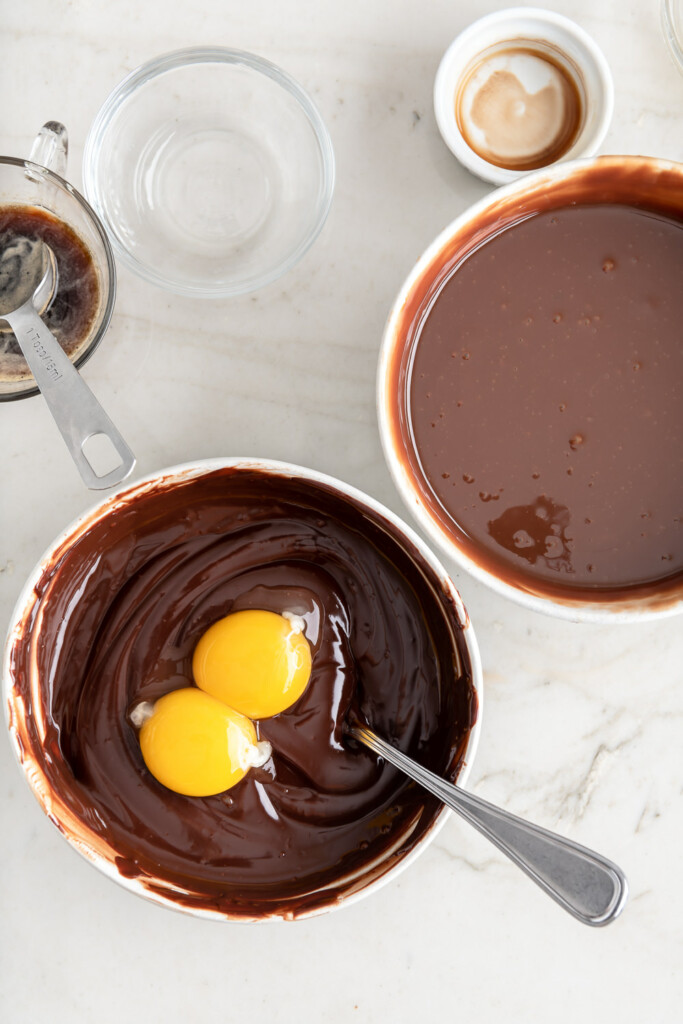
1;1;682;1021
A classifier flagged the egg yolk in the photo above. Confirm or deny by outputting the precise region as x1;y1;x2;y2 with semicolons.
192;609;312;719
139;688;269;797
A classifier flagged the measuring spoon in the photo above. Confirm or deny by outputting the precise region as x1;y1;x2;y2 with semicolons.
0;240;135;489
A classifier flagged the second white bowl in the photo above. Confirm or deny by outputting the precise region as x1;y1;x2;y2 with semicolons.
434;7;614;185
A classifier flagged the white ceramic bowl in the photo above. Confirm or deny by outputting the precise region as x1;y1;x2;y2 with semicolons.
434;7;614;185
83;48;335;297
377;155;683;624
3;458;482;921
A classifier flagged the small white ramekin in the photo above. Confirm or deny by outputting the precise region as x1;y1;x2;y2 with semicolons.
3;457;482;921
434;7;614;185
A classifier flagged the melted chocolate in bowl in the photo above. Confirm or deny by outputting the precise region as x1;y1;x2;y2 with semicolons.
5;464;478;919
383;158;683;613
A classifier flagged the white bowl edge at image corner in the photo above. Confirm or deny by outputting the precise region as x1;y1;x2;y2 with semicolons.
1;456;484;923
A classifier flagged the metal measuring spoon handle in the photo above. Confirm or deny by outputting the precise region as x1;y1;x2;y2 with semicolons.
2;253;135;490
349;723;628;927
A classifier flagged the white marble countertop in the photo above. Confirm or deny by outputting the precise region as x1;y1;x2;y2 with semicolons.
1;1;682;1021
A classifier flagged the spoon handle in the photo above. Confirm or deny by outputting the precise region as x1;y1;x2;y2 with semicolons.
350;724;628;926
6;304;136;490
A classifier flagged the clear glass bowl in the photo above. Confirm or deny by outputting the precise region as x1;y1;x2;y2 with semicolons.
0;155;116;402
662;0;683;72
83;48;335;298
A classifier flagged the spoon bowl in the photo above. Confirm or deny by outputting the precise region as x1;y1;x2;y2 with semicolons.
0;235;58;324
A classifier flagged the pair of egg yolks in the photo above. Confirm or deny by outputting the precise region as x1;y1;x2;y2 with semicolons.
139;610;312;797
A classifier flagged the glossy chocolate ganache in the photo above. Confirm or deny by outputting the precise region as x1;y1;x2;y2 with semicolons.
389;161;683;605
8;468;477;918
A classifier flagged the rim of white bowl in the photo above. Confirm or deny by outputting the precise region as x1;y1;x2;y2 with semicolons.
377;155;683;625
433;7;614;186
83;47;336;297
3;457;483;922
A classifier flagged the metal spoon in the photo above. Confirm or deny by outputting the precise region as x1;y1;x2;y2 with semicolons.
349;722;628;926
0;240;135;489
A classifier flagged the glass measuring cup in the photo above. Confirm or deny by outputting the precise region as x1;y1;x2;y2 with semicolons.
0;122;116;401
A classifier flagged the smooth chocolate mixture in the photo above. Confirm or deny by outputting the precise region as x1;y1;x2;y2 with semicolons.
10;469;476;918
405;202;683;600
0;205;99;382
